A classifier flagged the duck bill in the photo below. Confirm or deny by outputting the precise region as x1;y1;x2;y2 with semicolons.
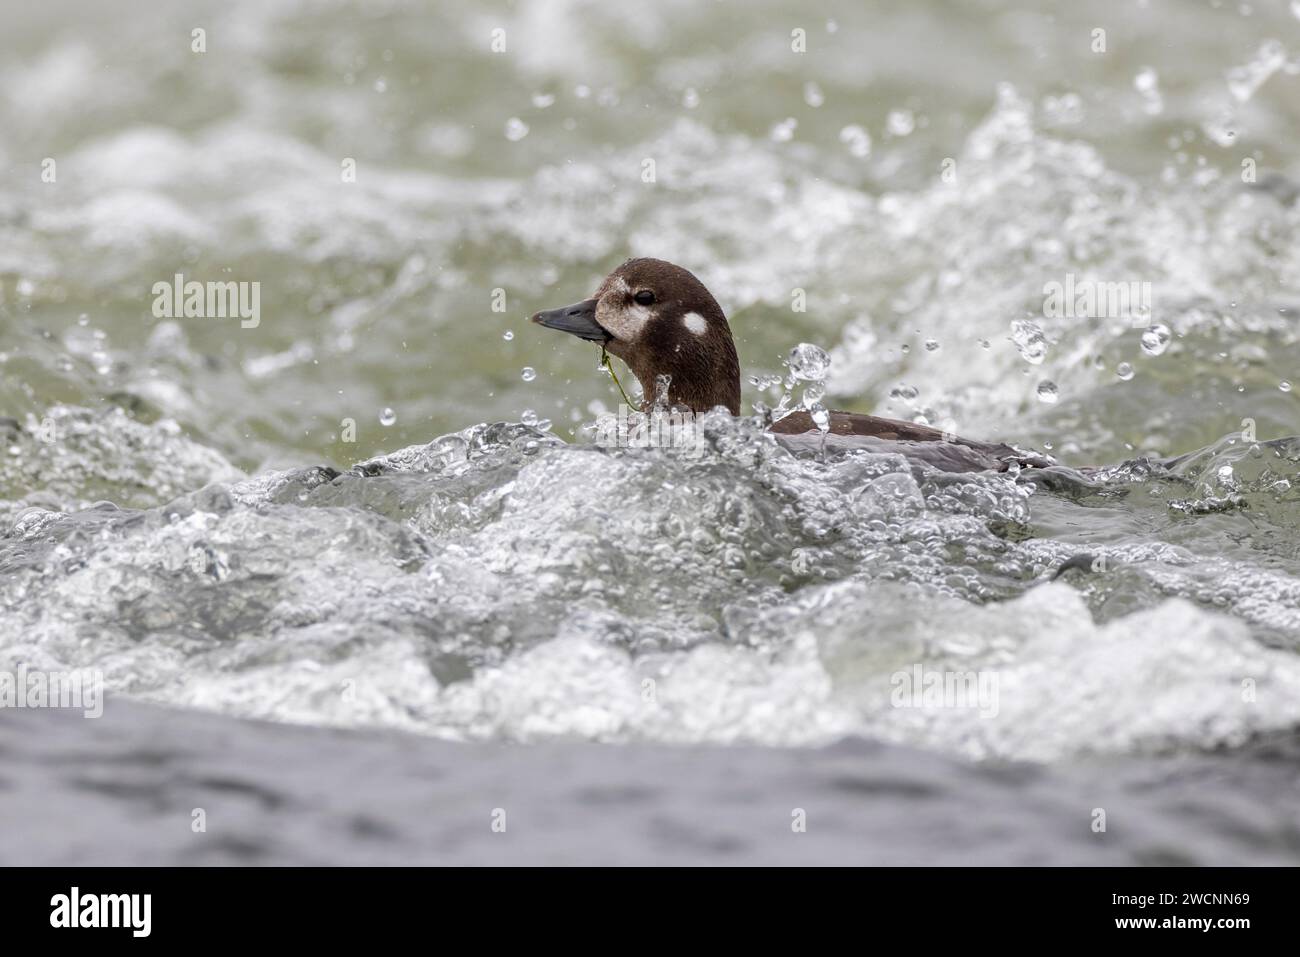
530;298;610;343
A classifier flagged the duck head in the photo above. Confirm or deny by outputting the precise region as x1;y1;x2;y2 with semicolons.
531;258;741;415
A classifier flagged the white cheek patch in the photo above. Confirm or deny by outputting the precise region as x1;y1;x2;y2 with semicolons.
682;312;707;336
615;304;653;340
596;297;653;341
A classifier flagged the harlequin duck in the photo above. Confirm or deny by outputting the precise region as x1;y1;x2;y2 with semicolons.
531;258;1053;473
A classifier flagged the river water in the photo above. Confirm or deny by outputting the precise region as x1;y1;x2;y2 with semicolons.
2;0;1300;864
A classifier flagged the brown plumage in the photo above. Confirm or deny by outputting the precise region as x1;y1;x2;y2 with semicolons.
595;259;740;415
531;258;1053;473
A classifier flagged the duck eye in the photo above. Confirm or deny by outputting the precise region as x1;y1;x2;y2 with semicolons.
633;290;655;306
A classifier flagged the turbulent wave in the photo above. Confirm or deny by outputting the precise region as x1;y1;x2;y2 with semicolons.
4;407;1300;761
3;0;1300;766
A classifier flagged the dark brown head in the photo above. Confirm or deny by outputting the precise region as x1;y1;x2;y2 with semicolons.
531;258;741;415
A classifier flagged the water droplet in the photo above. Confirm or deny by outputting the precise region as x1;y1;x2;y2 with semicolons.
1035;380;1059;404
531;92;555;109
1010;319;1048;365
505;117;530;141
373;77;388;93
924;338;939;352
1227;39;1287;103
787;343;831;381
889;383;920;401
1134;67;1163;115
521;366;537;382
682;87;699;109
979;339;991;350
16;278;34;297
1116;362;1135;381
503;330;514;341
770;118;798;142
803;82;825;108
886;109;915;136
521;408;537;426
838;124;871;158
1281;380;1293;393
379;407;396;426
1140;323;1171;356
1199;110;1237;147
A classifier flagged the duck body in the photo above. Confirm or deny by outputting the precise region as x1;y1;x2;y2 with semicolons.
532;258;1053;474
769;410;1055;472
